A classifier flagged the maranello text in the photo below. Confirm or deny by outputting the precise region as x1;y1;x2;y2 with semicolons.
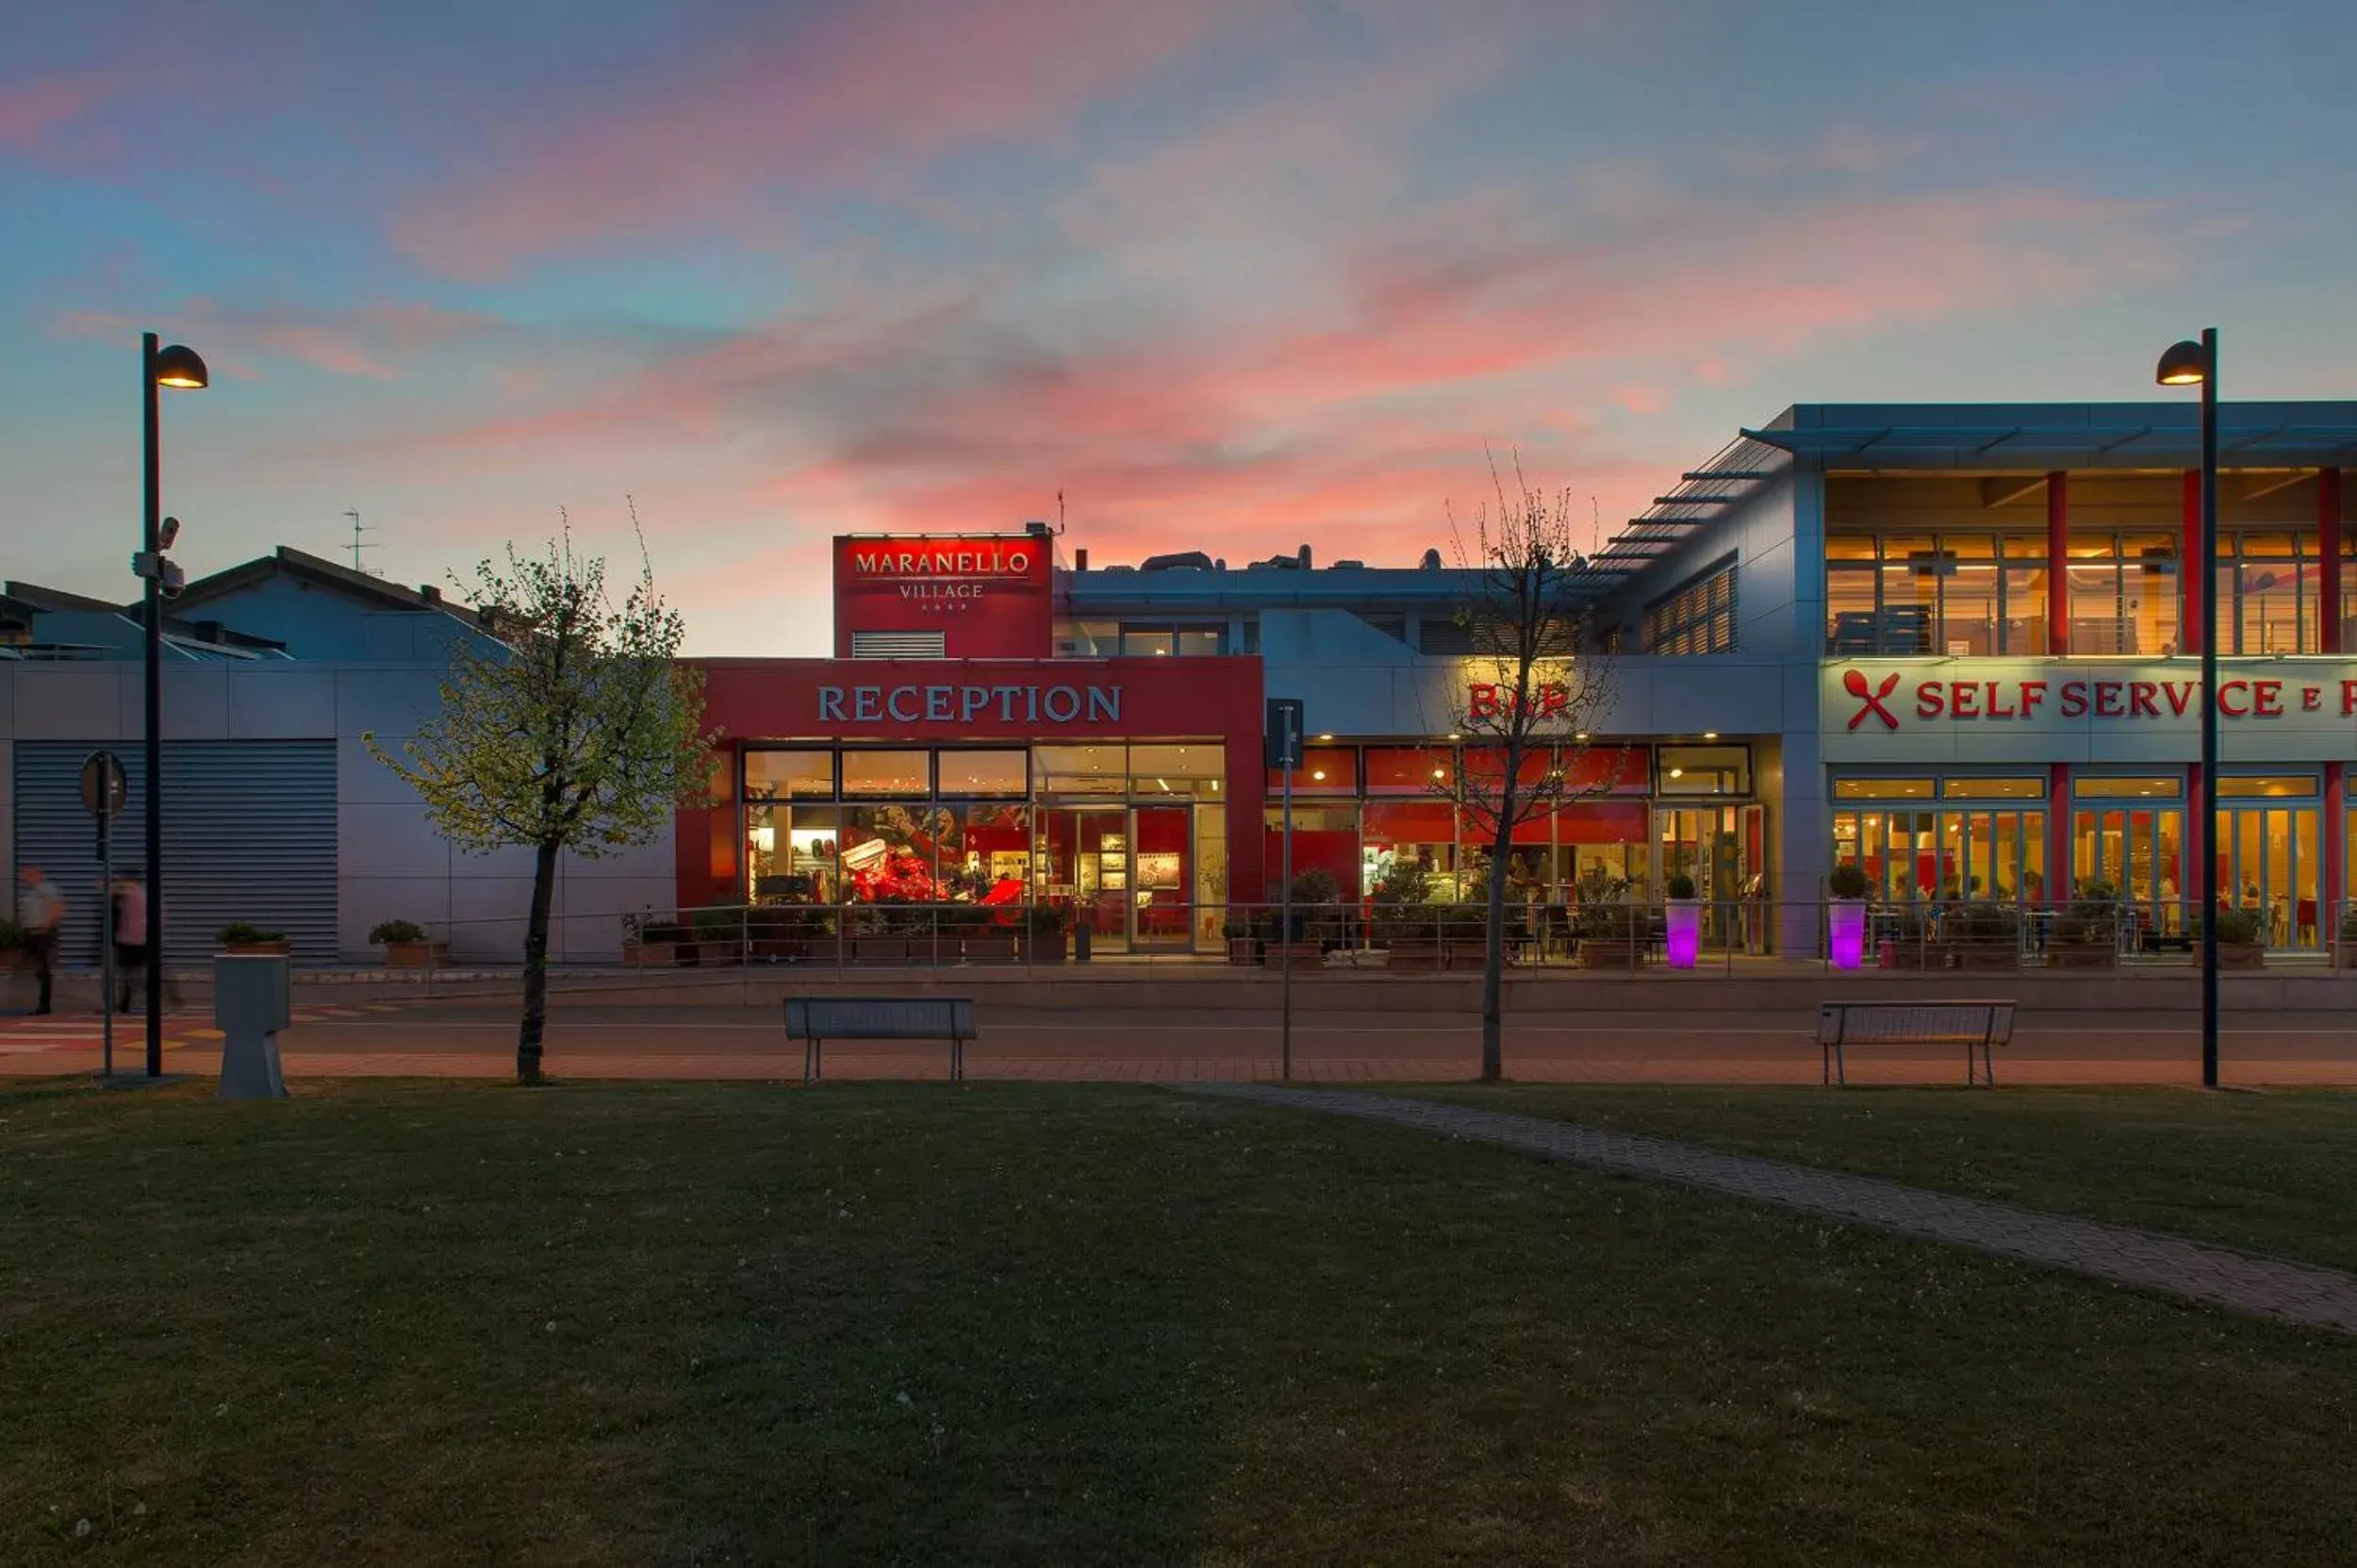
1900;676;2357;724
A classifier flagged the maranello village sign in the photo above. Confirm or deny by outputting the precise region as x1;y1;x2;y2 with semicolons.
819;682;1121;726
844;542;1035;603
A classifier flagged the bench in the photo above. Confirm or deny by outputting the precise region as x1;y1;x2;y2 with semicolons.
783;996;978;1084
1816;999;2016;1087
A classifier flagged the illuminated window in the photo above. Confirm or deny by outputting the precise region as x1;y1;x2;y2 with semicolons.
934;750;1027;798
2216;775;2318;799
2074;776;2181;799
839;751;931;797
1641;555;1738;655
1832;778;1934;801
1941;777;2045;800
743;749;832;801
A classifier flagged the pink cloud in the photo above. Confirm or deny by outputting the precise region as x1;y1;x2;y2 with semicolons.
51;299;498;382
0;74;105;148
393;0;1267;279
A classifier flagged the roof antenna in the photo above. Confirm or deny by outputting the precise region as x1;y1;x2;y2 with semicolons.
1590;495;1600;557
1057;488;1065;535
343;508;377;575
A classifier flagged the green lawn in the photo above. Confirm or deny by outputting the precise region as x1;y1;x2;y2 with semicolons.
0;1080;2351;1565
1410;1084;2357;1273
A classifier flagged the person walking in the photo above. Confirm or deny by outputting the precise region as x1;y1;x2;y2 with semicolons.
112;877;149;1015
17;868;65;1015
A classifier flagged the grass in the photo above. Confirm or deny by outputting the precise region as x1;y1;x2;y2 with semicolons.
0;1079;2349;1565
1408;1084;2357;1273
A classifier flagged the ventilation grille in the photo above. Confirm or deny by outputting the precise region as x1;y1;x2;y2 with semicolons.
850;630;947;659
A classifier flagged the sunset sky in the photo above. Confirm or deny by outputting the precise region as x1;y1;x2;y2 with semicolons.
6;0;2353;653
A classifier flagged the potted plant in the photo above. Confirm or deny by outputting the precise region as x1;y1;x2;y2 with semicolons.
217;921;290;956
1663;871;1701;970
2048;880;2120;968
1952;902;2020;970
847;900;914;964
1019;901;1071;965
1221;914;1260;966
1261;868;1341;971
2205;906;2267;969
956;904;1018;964
370;918;449;969
686;905;745;966
1368;857;1440;969
1825;863;1871;970
627;916;688;966
1574;873;1645;969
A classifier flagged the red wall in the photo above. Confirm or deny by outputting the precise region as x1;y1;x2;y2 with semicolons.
679;655;1266;909
832;535;1054;658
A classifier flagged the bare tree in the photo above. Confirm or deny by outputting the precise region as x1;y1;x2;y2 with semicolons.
1432;455;1620;1081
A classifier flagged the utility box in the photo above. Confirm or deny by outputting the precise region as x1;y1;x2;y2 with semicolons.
215;953;291;1099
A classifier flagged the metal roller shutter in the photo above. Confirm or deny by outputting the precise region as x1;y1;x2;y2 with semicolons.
12;741;338;966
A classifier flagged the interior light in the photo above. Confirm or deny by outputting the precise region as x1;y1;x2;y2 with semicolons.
1575;733;1589;741
1447;733;1460;741
1433;767;1447;780
1317;733;1333;741
1703;732;1718;740
1312;769;1327;782
1669;767;1685;779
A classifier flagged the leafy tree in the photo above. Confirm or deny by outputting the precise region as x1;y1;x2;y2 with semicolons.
368;528;710;1083
1434;455;1620;1081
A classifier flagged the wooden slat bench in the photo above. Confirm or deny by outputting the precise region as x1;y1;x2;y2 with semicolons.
1817;999;2016;1087
784;996;978;1084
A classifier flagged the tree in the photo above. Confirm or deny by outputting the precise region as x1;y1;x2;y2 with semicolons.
1433;456;1619;1081
368;525;710;1084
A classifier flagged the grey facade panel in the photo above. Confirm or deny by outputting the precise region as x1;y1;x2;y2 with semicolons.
12;740;338;965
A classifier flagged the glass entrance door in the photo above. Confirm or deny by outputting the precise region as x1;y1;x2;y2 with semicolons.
1129;804;1194;952
2216;805;2320;948
1656;805;1750;947
2072;807;2185;941
1042;806;1130;954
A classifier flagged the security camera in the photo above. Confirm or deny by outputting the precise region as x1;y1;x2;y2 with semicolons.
159;516;182;549
160;562;186;599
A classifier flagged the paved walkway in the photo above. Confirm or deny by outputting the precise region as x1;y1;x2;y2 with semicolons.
1189;1084;2357;1337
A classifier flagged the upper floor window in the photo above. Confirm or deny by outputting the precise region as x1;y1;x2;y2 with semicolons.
1641;556;1738;655
1827;533;2051;656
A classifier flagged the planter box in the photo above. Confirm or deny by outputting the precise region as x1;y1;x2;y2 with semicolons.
623;940;681;966
851;935;913;964
962;933;1018;963
2213;942;2266;970
1263;941;1326;971
1444;939;1490;970
1577;939;1645;970
381;940;450;969
1019;932;1069;965
1877;940;1949;969
749;938;811;961
1225;937;1261;966
1953;944;2019;971
1383;937;1442;972
2048;943;2118;969
220;941;291;957
2335;945;2357;968
688;940;741;967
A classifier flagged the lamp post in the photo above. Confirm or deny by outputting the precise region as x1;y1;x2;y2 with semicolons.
141;333;207;1079
2156;328;2217;1089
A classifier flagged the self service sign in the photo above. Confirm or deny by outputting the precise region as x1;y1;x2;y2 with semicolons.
1821;659;2357;764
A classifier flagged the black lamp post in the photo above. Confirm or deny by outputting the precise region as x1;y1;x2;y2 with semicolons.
141;333;207;1079
2156;328;2217;1089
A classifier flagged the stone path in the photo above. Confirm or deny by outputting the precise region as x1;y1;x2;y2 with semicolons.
1187;1084;2357;1336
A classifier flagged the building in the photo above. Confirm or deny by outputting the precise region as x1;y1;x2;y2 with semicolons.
693;400;2357;956
9;399;2355;966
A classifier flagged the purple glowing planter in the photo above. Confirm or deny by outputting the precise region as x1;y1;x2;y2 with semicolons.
1828;900;1867;970
1665;900;1701;969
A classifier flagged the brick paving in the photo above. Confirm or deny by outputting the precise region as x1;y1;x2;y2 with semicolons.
1188;1083;2357;1337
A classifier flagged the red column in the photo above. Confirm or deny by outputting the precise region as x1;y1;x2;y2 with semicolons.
2046;472;2069;655
2325;761;2346;933
2322;469;2344;654
2180;469;2203;656
2047;762;2070;901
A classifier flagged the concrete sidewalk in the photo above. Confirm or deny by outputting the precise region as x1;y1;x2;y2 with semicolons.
7;999;2354;1085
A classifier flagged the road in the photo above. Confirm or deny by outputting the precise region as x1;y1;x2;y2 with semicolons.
5;1000;2352;1085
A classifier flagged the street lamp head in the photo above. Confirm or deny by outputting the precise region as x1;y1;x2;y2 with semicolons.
2155;338;2209;388
154;343;209;389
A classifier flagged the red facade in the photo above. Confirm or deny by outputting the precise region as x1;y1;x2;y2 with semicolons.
831;534;1055;658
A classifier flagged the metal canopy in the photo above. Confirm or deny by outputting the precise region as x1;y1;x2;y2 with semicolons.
1741;423;2357;464
1569;436;1786;594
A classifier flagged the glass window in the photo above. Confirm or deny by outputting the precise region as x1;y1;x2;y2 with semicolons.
1122;628;1175;658
1271;746;1359;794
1833;778;1934;801
932;801;1032;900
840;804;941;900
1641;555;1738;655
2001;559;2050;654
2075;776;2180;799
1825;564;1879;652
1365;746;1456;791
2217;776;2318;798
1034;745;1126;795
1942;777;2045;800
1656;744;1749;796
1065;621;1118;657
1264;802;1362;897
749;803;841;903
935;750;1027;798
1177;627;1225;657
840;751;931;797
744;749;832;801
1939;555;1999;656
1129;743;1224;799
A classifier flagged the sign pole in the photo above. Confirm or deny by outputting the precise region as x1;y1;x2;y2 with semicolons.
1281;729;1294;1081
100;810;114;1081
1264;698;1305;1082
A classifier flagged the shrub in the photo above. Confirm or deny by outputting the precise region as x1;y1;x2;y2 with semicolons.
1665;872;1697;900
1221;915;1254;939
2209;906;2266;946
1826;863;1871;900
688;906;746;940
2341;904;2357;942
637;919;687;945
1953;902;2019;944
2053;881;2119;947
1289;867;1343;906
369;918;428;946
0;918;25;951
216;921;286;947
1022;902;1072;934
1368;856;1435;943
